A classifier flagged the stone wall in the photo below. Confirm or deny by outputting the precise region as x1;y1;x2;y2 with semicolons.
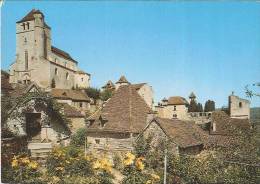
137;84;154;108
69;117;86;134
155;104;189;120
229;95;250;119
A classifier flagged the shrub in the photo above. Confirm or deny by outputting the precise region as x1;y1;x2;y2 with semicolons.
85;87;100;100
100;89;113;101
70;128;87;147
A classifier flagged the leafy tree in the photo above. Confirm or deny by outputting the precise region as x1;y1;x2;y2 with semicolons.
51;78;56;88
84;87;100;101
70;128;87;147
100;89;113;101
204;100;215;112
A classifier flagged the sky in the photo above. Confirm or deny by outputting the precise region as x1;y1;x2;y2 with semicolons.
1;1;260;107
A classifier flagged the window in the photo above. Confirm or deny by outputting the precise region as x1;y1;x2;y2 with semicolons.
81;78;84;82
79;102;83;108
55;68;58;75
173;105;176;111
239;102;242;108
173;114;177;118
66;72;69;80
26;22;30;29
25;51;28;70
24;37;27;44
95;139;100;144
21;23;26;30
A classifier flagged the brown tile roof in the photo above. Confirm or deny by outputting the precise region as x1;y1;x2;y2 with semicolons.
75;70;90;76
151;118;206;148
51;46;78;64
131;83;146;90
61;103;85;118
87;85;152;134
210;111;250;135
16;9;51;29
9;82;41;98
102;80;115;89
116;75;130;84
51;89;90;102
168;96;189;105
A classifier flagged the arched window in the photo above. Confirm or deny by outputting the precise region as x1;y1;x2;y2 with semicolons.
25;51;28;70
239;102;242;108
66;72;69;80
55;68;58;75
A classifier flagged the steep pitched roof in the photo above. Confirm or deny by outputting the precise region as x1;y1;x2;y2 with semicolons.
102;80;115;89
9;82;41;98
61;103;85;118
147;118;206;148
116;76;130;84
168;96;189;105
131;83;146;90
16;9;50;29
51;46;78;64
87;85;152;134
51;89;90;102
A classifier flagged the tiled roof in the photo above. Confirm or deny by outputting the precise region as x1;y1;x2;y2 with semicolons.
168;96;189;105
210;111;250;135
152;118;205;148
51;89;90;102
9;82;41;98
131;83;146;90
87;85;152;134
116;76;130;84
62;103;85;118
51;46;78;64
16;9;51;29
102;80;115;89
75;70;90;76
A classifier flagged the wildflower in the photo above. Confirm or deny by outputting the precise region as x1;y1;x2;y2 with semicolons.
55;167;64;171
146;180;152;184
151;173;160;180
11;158;18;168
93;160;101;169
65;160;70;164
135;157;145;171
123;152;135;166
28;161;38;169
20;157;30;164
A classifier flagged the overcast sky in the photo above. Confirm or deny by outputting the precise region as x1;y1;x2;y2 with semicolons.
2;1;260;107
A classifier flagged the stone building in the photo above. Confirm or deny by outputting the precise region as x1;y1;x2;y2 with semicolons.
139;117;205;155
9;9;90;89
228;93;250;119
155;96;189;120
104;75;154;108
86;85;153;153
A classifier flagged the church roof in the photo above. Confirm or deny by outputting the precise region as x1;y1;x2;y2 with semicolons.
51;46;78;64
168;96;189;105
115;75;130;84
51;89;90;102
16;9;51;29
87;85;153;134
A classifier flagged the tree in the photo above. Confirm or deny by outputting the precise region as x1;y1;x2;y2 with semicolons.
188;99;198;112
204;100;215;112
70;128;87;147
84;87;100;101
197;103;203;112
100;89;113;101
51;78;56;88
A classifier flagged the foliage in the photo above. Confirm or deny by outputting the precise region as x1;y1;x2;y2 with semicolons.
245;82;260;98
204;100;215;112
197;103;203;112
134;135;152;157
70;128;87;147
85;87;101;100
113;152;124;171
100;89;113;101
51;78;56;88
188;99;198;112
2;154;43;184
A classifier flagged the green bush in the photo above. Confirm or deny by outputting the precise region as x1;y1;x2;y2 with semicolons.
70;128;87;147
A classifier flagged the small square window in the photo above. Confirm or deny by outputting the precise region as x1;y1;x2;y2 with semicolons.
95;139;100;144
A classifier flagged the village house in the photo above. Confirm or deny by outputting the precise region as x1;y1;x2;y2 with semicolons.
86;84;154;153
9;9;90;90
228;93;250;119
103;75;154;108
139;117;206;155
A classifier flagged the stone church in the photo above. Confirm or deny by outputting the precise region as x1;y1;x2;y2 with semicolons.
9;9;90;89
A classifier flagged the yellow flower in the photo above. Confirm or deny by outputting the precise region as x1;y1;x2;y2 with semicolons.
20;157;30;164
135;157;144;171
11;159;18;168
93;158;112;172
146;180;152;184
151;173;160;180
55;167;64;171
123;152;135;166
93;160;101;169
28;161;38;169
